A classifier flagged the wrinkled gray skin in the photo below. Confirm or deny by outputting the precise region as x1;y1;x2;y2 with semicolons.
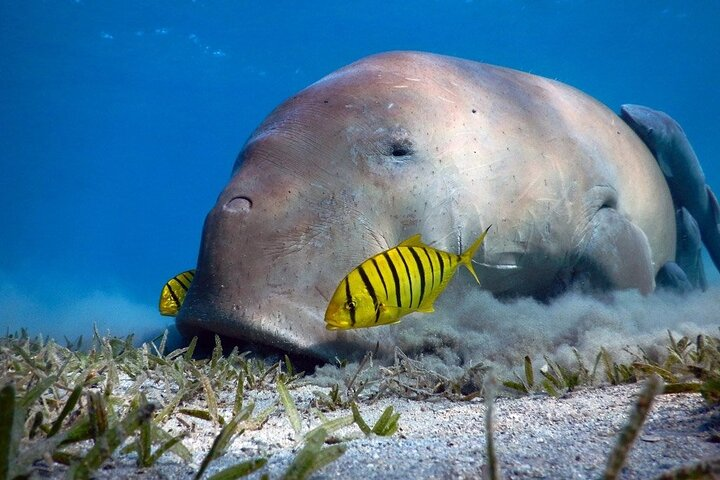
177;52;676;360
621;105;720;289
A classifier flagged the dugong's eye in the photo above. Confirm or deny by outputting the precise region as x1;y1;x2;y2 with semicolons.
344;301;356;311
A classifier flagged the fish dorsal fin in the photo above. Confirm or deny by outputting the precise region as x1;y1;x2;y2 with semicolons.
398;234;424;247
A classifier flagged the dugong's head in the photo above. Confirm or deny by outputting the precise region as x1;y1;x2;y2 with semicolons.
178;54;464;359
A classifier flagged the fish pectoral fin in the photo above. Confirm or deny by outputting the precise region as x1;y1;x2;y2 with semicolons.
378;304;405;324
379;303;398;314
398;233;425;247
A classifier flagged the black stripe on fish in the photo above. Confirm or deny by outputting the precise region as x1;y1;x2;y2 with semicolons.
397;248;414;308
435;249;445;284
344;277;356;326
422;248;435;291
371;257;389;301
173;277;189;292
382;251;402;307
358;264;380;324
167;285;181;307
409;247;426;308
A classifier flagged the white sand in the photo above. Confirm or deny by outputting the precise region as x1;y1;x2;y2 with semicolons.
49;382;719;479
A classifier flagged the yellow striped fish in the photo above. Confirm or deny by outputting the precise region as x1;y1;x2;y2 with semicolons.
324;227;491;330
159;269;195;316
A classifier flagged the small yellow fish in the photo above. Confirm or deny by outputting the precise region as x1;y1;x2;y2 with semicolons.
324;227;490;330
159;269;195;316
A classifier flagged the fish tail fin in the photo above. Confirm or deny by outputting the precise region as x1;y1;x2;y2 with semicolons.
460;226;491;285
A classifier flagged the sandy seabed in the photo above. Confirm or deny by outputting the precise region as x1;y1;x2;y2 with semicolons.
42;381;719;480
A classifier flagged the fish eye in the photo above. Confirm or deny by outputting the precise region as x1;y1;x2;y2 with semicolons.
344;301;356;311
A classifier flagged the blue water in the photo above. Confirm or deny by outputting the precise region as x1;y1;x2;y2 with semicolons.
1;1;719;340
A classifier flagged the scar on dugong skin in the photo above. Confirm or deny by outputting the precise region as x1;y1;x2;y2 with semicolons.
177;51;686;360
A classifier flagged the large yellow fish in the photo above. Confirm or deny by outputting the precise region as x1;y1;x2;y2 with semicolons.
159;269;195;316
324;227;491;330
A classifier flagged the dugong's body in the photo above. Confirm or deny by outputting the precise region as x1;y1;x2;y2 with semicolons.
178;52;675;360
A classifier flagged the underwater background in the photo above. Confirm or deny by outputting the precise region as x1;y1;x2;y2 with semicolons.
1;1;719;342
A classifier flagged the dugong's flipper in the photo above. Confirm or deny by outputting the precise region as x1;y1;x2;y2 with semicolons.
620;104;720;278
675;207;706;290
655;262;693;294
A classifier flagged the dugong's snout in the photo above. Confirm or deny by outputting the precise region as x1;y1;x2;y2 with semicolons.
175;196;255;343
176;181;387;360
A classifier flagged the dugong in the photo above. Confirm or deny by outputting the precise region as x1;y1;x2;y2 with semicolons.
621;104;720;290
177;51;676;360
